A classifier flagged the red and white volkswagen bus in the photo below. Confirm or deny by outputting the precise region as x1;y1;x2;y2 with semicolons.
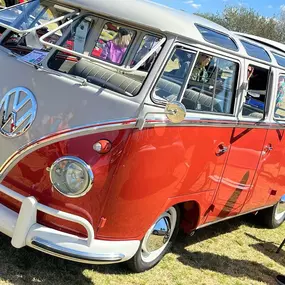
0;0;285;273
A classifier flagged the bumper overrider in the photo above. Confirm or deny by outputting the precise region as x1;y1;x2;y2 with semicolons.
0;183;140;264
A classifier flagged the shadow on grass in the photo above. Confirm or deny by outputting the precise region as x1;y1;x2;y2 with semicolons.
0;234;94;285
176;249;279;284
246;233;285;268
0;215;271;284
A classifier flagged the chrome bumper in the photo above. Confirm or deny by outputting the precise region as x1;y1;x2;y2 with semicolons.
0;184;140;264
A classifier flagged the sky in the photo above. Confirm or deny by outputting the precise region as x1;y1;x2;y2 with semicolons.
151;0;285;18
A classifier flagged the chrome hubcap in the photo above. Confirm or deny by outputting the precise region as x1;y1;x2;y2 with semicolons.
141;207;177;263
275;195;285;220
145;216;171;253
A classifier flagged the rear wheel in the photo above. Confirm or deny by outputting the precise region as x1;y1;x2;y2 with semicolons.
260;197;285;229
127;206;180;272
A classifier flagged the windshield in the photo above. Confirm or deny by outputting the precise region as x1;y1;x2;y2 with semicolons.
0;0;75;32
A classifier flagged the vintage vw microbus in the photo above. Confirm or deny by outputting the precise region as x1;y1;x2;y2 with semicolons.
1;0;285;273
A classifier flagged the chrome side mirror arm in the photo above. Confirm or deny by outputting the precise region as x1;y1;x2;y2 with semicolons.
136;101;186;130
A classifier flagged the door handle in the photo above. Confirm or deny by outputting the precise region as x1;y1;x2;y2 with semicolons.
216;144;228;156
263;143;273;155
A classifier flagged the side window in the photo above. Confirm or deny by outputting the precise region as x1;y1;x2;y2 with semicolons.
63;16;96;53
91;23;135;65
153;48;196;102
242;65;269;119
131;35;161;70
182;53;238;114
48;16;95;73
274;75;285;119
48;18;163;97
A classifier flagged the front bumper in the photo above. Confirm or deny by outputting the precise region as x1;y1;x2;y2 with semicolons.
0;183;140;264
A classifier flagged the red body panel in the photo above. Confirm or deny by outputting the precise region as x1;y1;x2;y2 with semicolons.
97;126;253;239
206;128;267;222
1;124;284;241
1;129;132;237
242;129;285;212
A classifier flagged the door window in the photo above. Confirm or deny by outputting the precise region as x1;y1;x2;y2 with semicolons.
153;48;197;102
242;65;269;119
182;53;239;114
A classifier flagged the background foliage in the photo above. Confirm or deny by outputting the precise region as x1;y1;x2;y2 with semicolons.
197;6;285;43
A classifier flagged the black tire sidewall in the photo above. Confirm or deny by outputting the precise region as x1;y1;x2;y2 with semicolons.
262;203;285;229
272;203;285;228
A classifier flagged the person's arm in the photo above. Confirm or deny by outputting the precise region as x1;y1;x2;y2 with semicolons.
100;41;110;60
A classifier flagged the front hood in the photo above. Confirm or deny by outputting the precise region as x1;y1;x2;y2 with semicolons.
0;50;139;177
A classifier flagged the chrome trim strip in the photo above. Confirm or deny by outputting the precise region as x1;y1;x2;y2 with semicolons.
0;118;137;182
144;116;285;129
1;116;284;183
31;237;124;263
197;203;275;230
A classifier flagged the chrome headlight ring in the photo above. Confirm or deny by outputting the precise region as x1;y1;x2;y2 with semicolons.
49;156;94;198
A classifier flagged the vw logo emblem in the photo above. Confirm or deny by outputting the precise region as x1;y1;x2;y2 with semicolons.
0;87;37;138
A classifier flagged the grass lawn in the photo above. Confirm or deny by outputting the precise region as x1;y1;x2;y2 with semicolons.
0;215;285;285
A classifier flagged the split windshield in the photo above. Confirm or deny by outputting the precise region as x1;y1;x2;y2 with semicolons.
0;1;164;97
0;0;74;32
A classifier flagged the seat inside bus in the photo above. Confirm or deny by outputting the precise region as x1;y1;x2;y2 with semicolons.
69;59;224;113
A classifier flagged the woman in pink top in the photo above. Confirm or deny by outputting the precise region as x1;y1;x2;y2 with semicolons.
100;28;132;64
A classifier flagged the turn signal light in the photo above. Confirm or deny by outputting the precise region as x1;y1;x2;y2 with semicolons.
93;140;112;154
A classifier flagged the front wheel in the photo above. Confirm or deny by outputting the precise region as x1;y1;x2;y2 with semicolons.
260;197;285;229
127;206;180;272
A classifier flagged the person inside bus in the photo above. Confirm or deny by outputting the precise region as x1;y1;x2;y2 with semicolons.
190;53;213;83
275;76;285;117
248;65;255;80
100;27;132;64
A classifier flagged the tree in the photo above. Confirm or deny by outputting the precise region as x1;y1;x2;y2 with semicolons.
197;6;285;43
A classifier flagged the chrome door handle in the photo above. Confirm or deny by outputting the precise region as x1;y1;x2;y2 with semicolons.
216;144;228;156
263;144;273;155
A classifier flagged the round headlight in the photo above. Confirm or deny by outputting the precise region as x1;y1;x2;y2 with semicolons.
50;156;94;198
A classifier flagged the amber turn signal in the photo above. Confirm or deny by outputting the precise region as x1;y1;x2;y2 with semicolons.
93;140;112;154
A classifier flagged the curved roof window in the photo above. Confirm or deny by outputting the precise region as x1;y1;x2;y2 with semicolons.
196;25;238;51
272;52;285;68
241;40;271;62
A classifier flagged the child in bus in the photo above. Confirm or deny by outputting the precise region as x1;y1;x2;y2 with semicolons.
100;28;132;64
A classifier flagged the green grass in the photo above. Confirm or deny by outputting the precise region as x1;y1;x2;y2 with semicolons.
0;215;285;285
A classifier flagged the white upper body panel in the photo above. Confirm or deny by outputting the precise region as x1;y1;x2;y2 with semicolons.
58;0;230;41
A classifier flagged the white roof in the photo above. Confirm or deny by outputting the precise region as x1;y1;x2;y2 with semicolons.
58;0;231;41
235;32;285;54
58;0;285;66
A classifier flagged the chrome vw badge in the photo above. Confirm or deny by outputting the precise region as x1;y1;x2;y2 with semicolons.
0;87;37;138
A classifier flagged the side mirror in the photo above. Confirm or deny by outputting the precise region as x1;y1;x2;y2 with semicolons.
137;101;186;130
165;101;186;123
